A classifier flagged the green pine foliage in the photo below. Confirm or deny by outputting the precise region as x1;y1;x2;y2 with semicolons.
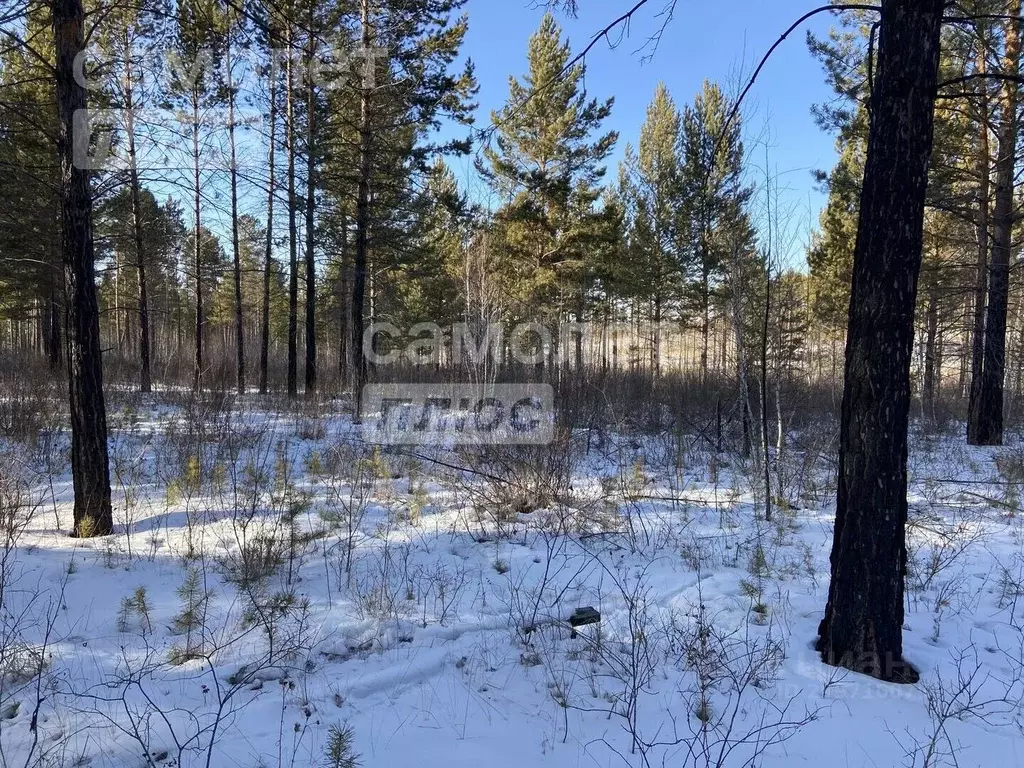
483;13;618;325
169;567;210;664
324;724;360;768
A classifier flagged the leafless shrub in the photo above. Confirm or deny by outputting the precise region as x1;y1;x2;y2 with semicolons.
996;553;1024;612
772;424;838;511
412;561;469;627
897;644;1022;768
667;603;815;768
0;545;70;768
294;396;328;441
0;355;63;446
70;608;312;768
350;531;414;625
443;429;608;541
314;439;376;589
0;456;38;584
110;431;151;559
576;567;659;759
504;525;591;646
906;506;986;596
540;559;816;768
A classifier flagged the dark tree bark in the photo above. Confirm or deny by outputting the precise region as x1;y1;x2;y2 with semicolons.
122;35;151;394
286;25;299;399
817;0;944;684
191;87;204;392
1015;314;1024;400
304;19;317;396
350;0;372;419
970;2;1020;447
45;273;62;369
651;296;661;375
338;211;349;382
51;0;113;536
699;266;710;380
923;271;939;418
260;62;277;396
228;42;245;395
574;290;585;371
967;46;991;441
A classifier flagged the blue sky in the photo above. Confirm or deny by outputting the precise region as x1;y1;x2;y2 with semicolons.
455;0;847;266
154;1;846;270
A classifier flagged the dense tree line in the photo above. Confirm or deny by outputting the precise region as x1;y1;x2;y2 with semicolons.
1;5;793;396
3;0;1023;692
809;1;1024;445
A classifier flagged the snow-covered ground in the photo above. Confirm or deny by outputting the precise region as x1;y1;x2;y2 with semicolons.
1;395;1023;767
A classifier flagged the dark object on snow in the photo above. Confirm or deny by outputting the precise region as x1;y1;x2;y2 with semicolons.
568;607;601;637
569;607;601;627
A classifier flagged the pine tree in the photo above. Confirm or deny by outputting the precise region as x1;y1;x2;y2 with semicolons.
483;12;617;364
96;188;187;360
618;83;684;373
53;0;115;536
970;1;1021;445
326;0;476;412
817;0;945;684
678;80;752;379
93;0;171;392
170;0;226;391
807;133;864;329
386;160;470;329
224;1;250;394
0;6;62;364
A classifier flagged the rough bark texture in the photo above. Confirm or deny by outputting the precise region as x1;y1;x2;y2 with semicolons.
967;47;990;442
52;0;113;536
286;27;299;399
228;44;245;395
259;59;277;396
817;0;944;684
350;0;372;419
123;42;151;394
192;91;203;392
971;3;1020;447
923;274;939;417
338;212;349;382
304;27;317;396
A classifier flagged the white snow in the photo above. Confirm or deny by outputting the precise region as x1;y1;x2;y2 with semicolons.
0;397;1022;767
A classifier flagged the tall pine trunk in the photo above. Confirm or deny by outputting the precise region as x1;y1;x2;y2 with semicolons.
971;3;1020;446
923;271;939;418
52;0;113;536
123;34;151;394
967;46;991;441
46;269;62;368
817;0;944;684
652;296;661;375
338;212;349;381
730;244;753;459
228;42;245;395
700;265;710;380
304;18;317;396
575;290;584;371
260;49;277;396
286;22;299;398
350;0;372;418
191;88;204;392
